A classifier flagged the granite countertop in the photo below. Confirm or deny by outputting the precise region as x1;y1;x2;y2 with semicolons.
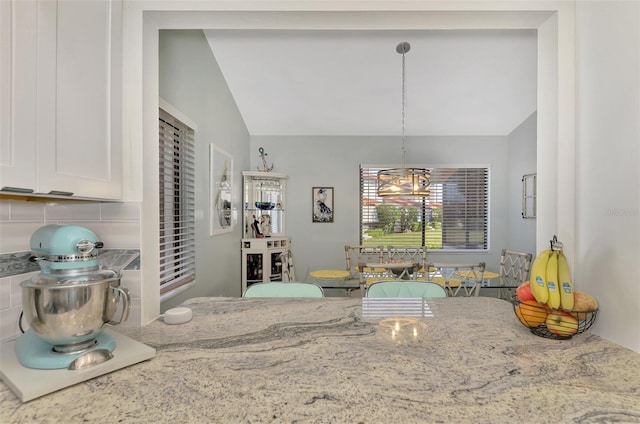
2;297;640;423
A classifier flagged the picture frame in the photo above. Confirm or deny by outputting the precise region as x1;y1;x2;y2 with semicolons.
210;144;233;235
312;187;334;223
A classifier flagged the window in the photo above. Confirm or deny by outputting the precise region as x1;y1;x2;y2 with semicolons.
360;166;489;250
159;108;196;294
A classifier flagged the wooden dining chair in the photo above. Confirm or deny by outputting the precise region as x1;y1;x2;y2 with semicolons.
426;262;486;297
497;249;533;299
386;246;428;279
243;282;324;298
344;245;386;290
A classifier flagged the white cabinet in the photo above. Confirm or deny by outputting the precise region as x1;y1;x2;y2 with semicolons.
241;171;290;292
0;0;122;200
241;238;290;294
0;0;38;189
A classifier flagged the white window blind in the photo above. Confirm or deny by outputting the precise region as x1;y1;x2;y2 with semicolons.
360;166;488;250
159;108;196;294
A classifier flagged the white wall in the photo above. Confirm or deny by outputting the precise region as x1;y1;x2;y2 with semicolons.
158;30;251;310
506;112;537;255
251;134;514;277
575;0;640;352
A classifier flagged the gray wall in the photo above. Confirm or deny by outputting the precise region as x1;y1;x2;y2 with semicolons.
250;134;528;278
158;30;250;309
506;112;537;256
156;29;537;297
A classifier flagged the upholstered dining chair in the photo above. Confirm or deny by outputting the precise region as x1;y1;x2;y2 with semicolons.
425;262;486;297
366;281;447;298
243;282;324;298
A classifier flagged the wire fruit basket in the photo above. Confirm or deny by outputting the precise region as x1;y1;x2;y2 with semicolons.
510;295;598;340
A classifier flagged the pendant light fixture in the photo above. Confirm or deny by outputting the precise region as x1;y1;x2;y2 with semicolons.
377;42;430;197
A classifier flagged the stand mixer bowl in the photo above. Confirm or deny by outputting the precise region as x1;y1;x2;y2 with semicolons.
21;269;130;352
19;224;130;353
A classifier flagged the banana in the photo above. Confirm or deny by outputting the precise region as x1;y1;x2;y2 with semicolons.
546;250;560;309
558;251;574;310
530;249;551;304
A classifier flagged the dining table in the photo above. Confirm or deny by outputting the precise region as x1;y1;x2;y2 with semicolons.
2;296;640;423
307;269;361;295
359;261;421;280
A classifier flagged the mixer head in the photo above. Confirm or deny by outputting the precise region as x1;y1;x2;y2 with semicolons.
29;224;104;273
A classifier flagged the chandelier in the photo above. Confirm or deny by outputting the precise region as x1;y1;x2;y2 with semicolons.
377;42;431;197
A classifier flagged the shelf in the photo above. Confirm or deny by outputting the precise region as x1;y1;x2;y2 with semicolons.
242;171;288;180
0;191;122;203
246;208;285;212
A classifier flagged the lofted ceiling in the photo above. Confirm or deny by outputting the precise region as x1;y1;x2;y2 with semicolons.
204;28;537;137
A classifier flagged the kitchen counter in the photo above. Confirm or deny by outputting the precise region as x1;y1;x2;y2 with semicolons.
2;297;640;423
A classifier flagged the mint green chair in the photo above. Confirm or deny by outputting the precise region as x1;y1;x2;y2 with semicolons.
366;281;447;298
243;282;324;298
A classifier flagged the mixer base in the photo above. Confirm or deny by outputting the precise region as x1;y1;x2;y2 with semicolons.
0;328;155;402
15;330;117;369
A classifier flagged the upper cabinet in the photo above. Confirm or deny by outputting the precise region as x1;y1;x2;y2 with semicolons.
0;0;122;200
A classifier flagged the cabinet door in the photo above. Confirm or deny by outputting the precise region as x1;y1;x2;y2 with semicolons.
0;0;38;190
36;0;122;199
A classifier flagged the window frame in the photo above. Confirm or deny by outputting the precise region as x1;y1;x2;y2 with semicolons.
360;164;490;252
159;103;196;297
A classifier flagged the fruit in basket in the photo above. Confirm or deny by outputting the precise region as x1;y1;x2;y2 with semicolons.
530;249;551;304
515;299;548;327
570;291;598;319
546;251;561;309
546;311;579;336
557;251;574;309
515;281;535;302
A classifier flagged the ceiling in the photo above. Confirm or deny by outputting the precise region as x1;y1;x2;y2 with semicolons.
204;28;537;137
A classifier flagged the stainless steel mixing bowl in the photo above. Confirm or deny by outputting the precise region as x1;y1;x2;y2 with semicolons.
20;269;130;352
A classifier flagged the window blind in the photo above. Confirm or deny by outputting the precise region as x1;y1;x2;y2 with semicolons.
360;166;488;250
159;108;196;294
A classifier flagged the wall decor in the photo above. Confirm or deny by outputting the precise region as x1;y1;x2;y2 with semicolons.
312;187;334;223
210;144;233;235
521;173;537;219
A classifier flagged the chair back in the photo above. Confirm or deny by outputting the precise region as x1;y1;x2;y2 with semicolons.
279;250;296;282
386;246;428;279
499;249;533;284
243;282;324;298
426;262;486;297
366;281;447;298
344;245;384;281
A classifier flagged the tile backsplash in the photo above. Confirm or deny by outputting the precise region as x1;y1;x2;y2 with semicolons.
0;199;142;341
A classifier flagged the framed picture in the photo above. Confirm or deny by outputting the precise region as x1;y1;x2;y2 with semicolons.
210;144;233;235
312;187;334;223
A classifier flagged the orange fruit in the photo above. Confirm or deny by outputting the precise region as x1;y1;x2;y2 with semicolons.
515;299;548;327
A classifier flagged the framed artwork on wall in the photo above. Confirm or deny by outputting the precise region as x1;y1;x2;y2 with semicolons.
312;187;334;223
210;144;233;235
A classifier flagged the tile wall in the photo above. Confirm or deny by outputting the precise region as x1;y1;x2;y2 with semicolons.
0;199;142;341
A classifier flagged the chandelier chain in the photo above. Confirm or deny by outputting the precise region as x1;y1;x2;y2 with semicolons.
377;41;430;198
401;48;407;167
